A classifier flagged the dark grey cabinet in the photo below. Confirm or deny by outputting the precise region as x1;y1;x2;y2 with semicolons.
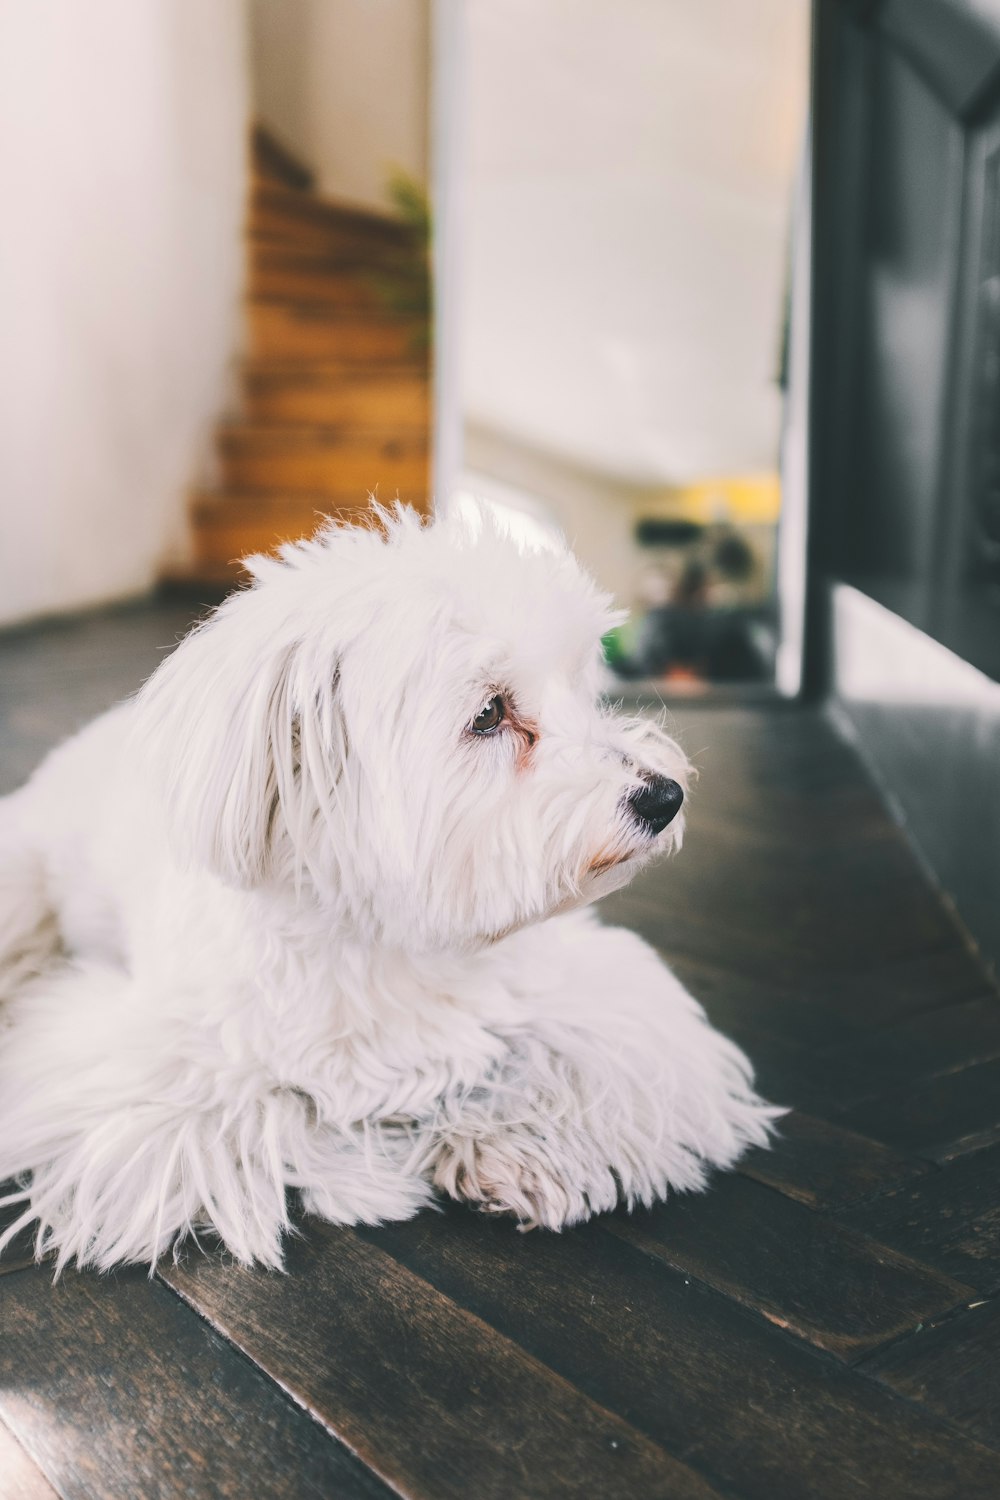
811;0;1000;681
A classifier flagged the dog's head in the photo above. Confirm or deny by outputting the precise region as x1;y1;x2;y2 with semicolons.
135;507;690;949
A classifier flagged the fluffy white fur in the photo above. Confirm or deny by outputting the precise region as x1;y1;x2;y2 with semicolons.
0;506;778;1272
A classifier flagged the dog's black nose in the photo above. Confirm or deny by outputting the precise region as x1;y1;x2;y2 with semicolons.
627;776;684;835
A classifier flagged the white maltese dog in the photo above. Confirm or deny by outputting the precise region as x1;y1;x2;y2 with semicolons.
0;506;777;1271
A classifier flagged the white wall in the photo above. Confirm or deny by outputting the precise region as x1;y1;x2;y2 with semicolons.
0;0;248;627
459;0;810;487
250;0;429;215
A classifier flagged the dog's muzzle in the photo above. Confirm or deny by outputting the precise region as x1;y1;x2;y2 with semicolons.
626;775;684;836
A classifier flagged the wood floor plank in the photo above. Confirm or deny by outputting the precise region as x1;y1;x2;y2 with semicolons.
614;705;984;1000
670;983;1000;1129
674;830;957;963
837;1145;1000;1293
810;998;1000;1109
718;996;1000;1126
861;1298;1000;1452
667;954;865;1051
802;946;996;1027
0;1423;60;1500
684;805;897;856
0;602;200;796
358;1206;1000;1500
0;1265;390;1500
604;1174;971;1361
836;1056;1000;1161
737;1111;934;1211
160;1227;718;1500
600;877;958;990
701;1028;834;1115
668;945;992;1062
672;709;929;855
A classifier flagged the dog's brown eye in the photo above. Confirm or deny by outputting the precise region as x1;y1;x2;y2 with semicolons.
471;694;505;734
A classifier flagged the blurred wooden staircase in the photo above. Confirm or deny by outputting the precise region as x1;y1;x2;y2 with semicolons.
181;129;431;584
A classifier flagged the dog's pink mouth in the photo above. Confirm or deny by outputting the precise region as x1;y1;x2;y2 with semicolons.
586;821;681;879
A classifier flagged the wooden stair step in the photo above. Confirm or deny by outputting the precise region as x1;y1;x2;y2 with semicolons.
251;182;416;239
248;228;424;274
253;239;423;271
218;424;429;494
249;260;383;308
169;130;432;591
249;256;427;308
248;218;415;258
190;490;429;572
241;365;430;427
249;222;411;258
249;185;418;253
248;302;424;363
250;238;421;277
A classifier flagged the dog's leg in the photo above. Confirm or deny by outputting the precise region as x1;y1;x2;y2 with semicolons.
0;962;290;1269
427;916;782;1229
293;1122;434;1229
0;962;435;1271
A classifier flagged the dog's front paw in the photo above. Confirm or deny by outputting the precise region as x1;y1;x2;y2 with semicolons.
429;1129;618;1230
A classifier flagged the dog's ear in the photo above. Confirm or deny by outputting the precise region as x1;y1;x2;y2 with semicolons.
131;588;330;888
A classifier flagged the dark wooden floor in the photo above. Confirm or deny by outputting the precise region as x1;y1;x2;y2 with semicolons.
2;601;1000;1499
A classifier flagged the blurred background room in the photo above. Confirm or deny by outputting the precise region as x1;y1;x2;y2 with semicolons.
0;0;809;693
450;0;809;697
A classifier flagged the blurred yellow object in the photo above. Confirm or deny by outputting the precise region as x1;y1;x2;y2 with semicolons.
645;473;781;526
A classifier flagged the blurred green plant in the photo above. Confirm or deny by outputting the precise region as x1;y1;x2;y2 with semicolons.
369;166;431;352
387;167;431;242
601;620;638;668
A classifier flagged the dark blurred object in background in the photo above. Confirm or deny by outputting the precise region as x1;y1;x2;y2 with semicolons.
606;511;777;685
